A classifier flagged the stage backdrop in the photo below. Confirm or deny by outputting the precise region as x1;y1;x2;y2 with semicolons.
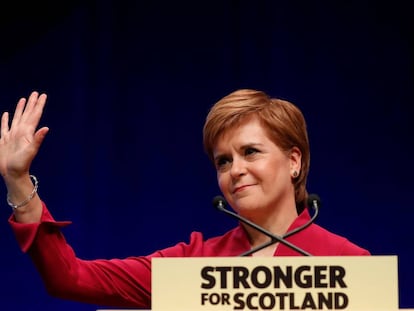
0;1;412;310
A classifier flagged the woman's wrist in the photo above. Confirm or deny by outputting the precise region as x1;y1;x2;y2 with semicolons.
4;173;43;223
7;175;39;209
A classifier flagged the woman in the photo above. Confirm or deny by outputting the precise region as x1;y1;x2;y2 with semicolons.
0;89;369;308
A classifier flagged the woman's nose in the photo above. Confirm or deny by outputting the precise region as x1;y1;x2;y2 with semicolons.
230;157;247;178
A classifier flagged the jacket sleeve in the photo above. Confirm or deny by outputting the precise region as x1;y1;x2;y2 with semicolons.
8;202;152;308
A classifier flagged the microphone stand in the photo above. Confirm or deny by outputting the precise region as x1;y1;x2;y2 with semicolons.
213;194;321;257
239;203;319;256
216;202;312;256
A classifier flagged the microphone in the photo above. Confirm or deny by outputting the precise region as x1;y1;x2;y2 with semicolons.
212;195;314;256
284;193;321;239
307;193;321;211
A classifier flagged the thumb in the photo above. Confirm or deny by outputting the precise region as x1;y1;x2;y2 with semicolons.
33;127;49;147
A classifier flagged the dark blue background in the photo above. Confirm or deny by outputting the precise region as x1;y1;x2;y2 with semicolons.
1;1;412;310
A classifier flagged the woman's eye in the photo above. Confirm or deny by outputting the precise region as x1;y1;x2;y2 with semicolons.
245;147;259;156
215;157;230;169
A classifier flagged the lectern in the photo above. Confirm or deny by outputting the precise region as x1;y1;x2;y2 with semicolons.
99;256;414;310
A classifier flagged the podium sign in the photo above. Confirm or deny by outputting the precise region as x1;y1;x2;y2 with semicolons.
152;256;398;311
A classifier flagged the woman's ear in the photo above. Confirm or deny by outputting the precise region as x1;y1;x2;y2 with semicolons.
290;146;302;178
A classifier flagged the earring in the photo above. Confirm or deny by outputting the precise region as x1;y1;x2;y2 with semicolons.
292;171;299;178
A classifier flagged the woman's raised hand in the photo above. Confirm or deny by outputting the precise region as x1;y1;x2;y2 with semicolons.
0;91;49;180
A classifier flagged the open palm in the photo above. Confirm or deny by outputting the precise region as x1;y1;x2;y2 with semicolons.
0;91;49;178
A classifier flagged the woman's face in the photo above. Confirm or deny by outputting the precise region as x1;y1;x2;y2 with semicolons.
213;116;301;216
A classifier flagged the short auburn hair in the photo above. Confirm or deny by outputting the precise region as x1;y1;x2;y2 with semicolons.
203;89;310;208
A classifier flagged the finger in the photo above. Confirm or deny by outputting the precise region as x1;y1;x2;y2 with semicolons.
1;112;9;139
33;93;47;115
10;97;27;128
20;91;39;122
26;90;39;109
28;93;47;129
